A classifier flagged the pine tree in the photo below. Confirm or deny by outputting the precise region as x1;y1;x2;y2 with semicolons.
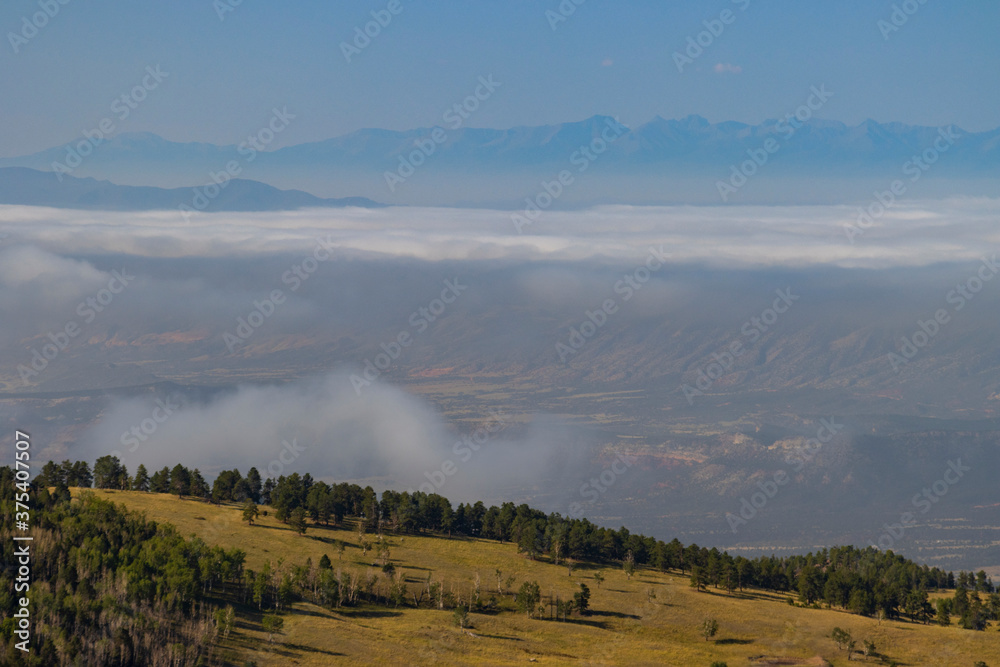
70;461;93;487
190;468;210;499
262;477;275;505
246;466;263;502
573;583;591;615
242;500;260;526
132;464;150;491
170;464;191;497
518;521;539;560
38;460;61;487
290;507;308;535
690;564;706;591
93;455;127;489
150;466;171;493
936;598;952;626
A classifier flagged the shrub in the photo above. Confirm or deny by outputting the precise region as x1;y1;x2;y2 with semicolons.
453;605;471;629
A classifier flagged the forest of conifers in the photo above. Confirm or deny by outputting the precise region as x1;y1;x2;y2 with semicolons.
2;458;997;665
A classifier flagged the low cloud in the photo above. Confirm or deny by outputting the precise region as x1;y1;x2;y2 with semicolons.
76;373;588;502
0;197;997;270
1;200;998;522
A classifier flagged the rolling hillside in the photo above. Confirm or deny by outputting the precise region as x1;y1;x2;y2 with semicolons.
77;488;1000;666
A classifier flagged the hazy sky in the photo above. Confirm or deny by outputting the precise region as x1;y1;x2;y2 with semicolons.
2;1;998;156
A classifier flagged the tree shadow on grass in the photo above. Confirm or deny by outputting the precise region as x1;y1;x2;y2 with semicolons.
267;643;345;658
562;618;612;630
251;523;297;534
472;633;522;641
714;638;753;645
335;608;403;619
728;590;781;602
588;610;640;620
293;607;348;622
397;564;432;572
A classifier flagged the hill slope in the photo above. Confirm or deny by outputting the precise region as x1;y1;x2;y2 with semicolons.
0;167;381;211
82;489;1000;666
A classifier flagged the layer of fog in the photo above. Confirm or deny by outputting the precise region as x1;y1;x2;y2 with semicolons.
1;197;998;269
2;199;998;515
3;237;999;402
74;373;591;506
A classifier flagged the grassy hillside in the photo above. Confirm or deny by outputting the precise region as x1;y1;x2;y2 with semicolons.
80;489;1000;666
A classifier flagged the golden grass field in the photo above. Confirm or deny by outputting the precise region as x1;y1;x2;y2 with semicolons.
79;489;1000;666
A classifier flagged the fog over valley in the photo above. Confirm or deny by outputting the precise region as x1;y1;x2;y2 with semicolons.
2;200;998;573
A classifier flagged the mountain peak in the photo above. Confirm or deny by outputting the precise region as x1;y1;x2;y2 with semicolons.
676;114;710;127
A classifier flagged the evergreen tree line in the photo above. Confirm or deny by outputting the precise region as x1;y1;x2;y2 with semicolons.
34;457;1000;632
934;572;1000;631
0;466;246;666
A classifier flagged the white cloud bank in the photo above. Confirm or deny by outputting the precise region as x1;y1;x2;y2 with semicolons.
76;373;584;500
0;198;997;270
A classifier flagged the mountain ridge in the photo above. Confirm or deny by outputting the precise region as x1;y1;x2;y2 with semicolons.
3;115;998;206
0;167;382;212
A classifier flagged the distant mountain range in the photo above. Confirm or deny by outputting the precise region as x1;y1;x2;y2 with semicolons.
2;115;998;207
0;167;381;212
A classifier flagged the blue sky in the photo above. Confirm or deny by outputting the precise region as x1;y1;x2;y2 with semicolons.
2;0;998;155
